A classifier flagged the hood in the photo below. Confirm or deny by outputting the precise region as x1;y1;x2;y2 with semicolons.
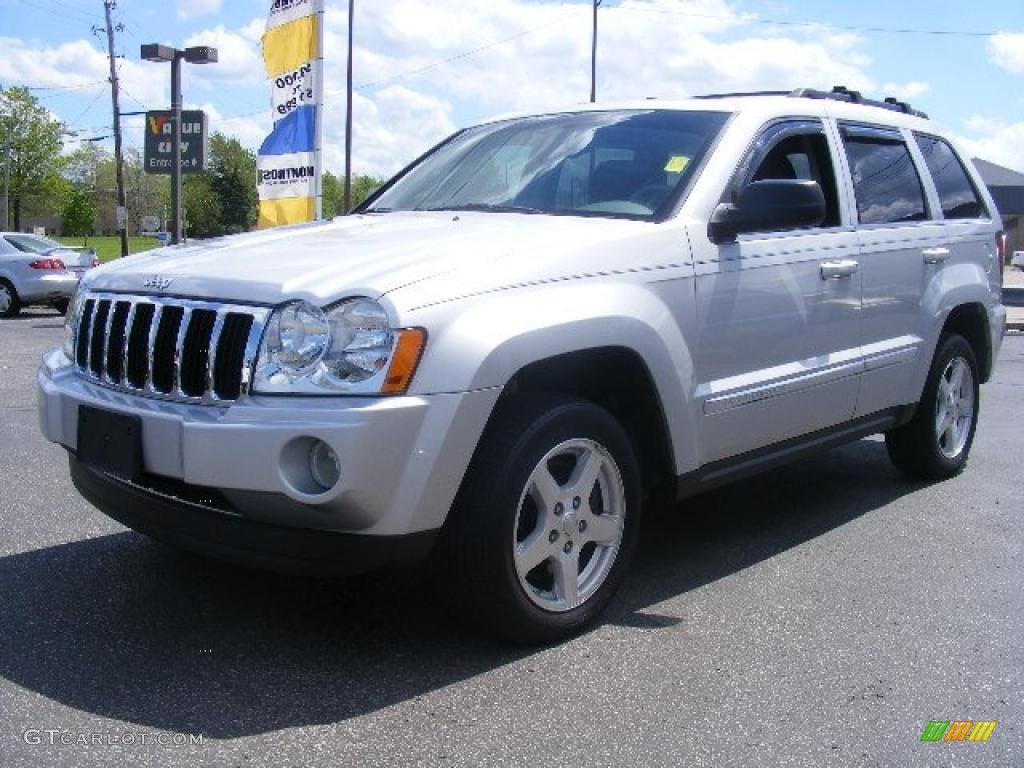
83;211;664;308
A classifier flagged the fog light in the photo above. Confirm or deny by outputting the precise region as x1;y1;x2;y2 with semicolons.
309;440;341;491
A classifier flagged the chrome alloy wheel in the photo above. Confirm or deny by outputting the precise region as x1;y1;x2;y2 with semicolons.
935;356;975;460
512;438;626;612
0;284;11;314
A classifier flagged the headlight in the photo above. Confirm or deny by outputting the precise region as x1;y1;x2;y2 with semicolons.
62;282;89;361
253;297;426;395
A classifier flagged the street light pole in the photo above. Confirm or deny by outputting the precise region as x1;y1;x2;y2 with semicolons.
343;0;354;214
170;51;183;245
141;43;217;246
590;0;602;104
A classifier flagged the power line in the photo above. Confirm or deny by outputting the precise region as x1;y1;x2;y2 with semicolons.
606;5;1007;38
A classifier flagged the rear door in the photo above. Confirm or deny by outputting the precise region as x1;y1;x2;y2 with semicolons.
837;123;947;416
689;119;863;464
912;132;997;283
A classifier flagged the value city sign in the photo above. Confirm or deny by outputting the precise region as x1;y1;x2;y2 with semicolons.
144;111;208;175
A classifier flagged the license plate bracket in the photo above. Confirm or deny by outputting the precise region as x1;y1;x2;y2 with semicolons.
77;405;143;483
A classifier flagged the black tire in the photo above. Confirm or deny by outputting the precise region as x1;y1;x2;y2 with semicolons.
439;393;643;644
885;333;980;481
0;279;21;319
52;298;70;315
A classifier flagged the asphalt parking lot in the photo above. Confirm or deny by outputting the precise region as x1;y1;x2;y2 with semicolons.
1;309;1021;767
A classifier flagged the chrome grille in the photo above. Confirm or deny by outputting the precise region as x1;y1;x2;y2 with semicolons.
73;293;270;404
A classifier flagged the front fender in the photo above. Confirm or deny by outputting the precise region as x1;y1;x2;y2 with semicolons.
407;278;699;475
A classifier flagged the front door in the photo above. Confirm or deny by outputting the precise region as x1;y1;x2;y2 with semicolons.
689;119;863;464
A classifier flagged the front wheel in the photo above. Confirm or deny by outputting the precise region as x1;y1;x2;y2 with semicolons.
885;333;980;480
441;394;642;643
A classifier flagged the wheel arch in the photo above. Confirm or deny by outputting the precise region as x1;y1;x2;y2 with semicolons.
496;346;678;496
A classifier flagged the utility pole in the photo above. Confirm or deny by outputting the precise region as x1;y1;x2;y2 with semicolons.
1;122;9;232
0;87;9;231
343;0;354;213
101;1;129;258
590;0;601;103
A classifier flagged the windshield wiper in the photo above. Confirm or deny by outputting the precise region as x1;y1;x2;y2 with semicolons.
416;203;546;215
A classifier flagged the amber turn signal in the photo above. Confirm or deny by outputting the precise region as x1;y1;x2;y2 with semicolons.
382;328;427;394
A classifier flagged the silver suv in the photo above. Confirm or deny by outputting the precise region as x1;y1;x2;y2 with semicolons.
38;87;1007;642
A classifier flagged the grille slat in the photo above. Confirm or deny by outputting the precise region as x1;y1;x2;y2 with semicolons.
180;309;216;397
89;300;111;378
126;303;155;389
105;301;131;383
71;293;268;405
76;299;95;369
146;304;163;392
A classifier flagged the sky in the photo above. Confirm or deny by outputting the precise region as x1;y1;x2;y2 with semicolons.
1;0;1023;180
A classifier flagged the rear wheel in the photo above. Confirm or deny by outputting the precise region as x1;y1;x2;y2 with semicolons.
885;334;979;480
0;280;21;318
52;298;70;315
441;394;642;643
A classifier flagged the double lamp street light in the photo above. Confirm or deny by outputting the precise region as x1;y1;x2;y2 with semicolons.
140;43;217;245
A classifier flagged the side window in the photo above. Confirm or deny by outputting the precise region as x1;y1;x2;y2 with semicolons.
748;132;841;228
841;128;929;225
913;134;987;219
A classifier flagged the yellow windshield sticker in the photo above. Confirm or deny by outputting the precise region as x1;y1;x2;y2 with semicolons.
664;155;691;173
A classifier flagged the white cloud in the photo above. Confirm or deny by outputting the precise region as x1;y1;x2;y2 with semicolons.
5;0;910;180
954;116;1024;173
177;0;221;21
183;24;264;85
881;81;930;102
0;36;165;126
987;32;1024;75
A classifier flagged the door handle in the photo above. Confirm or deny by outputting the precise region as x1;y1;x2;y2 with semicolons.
820;260;860;280
922;247;950;264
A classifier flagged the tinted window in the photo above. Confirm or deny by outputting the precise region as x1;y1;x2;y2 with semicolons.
366;110;730;220
842;134;928;225
749;132;841;228
914;134;986;219
4;235;57;254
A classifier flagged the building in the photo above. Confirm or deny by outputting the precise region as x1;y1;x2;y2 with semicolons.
974;158;1024;254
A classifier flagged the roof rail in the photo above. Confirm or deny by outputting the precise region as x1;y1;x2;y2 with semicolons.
689;86;929;119
790;86;929;119
691;90;791;100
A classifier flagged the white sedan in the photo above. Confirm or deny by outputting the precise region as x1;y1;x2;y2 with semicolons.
0;233;97;317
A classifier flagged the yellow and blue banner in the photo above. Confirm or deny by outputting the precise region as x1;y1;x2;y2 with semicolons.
257;0;323;228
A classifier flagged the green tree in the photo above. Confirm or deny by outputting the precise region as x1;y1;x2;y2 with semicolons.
0;87;66;229
321;170;384;217
322;170;343;217
183;174;222;239
61;189;96;237
208;133;258;234
352;174;383;208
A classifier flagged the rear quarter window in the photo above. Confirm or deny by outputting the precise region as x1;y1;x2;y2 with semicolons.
913;134;987;219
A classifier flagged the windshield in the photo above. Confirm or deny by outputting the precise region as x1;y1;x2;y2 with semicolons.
366;109;730;220
5;235;63;254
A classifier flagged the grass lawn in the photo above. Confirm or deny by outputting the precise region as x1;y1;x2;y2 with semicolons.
55;236;165;263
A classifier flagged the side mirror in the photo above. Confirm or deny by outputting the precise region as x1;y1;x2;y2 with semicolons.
708;179;826;243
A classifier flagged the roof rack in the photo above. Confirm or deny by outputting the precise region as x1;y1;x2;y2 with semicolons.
792;86;929;119
691;86;929;119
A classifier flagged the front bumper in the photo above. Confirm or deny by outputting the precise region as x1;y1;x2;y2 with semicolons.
18;272;80;303
69;457;438;575
39;348;500;551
